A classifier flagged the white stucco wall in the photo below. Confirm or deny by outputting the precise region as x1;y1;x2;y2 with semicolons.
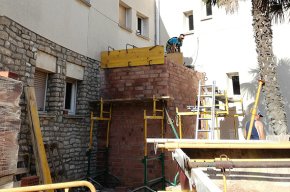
159;0;290;133
0;0;156;59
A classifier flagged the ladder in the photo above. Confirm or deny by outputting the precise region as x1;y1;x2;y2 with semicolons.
195;80;216;140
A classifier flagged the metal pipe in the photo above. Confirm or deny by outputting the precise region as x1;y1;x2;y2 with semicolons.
188;160;290;169
0;181;96;192
126;43;137;53
144;110;148;156
107;46;115;55
89;112;94;149
106;104;112;148
155;0;160;45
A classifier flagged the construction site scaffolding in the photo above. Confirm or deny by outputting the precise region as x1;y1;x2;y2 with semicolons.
176;80;244;140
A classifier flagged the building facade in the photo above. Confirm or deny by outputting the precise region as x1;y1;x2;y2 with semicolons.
159;0;290;134
0;0;157;183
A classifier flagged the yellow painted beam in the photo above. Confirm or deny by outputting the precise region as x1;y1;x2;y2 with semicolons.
145;116;164;120
176;112;196;116
147;138;290;149
24;87;53;189
101;46;165;68
190;158;290;163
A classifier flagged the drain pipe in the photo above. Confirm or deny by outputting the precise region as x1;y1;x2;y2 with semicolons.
155;0;160;45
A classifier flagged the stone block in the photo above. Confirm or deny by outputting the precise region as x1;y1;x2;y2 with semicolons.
0;47;11;57
0;17;11;26
0;31;9;40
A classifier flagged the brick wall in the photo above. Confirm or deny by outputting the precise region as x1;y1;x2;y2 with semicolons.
0;16;100;181
100;59;202;189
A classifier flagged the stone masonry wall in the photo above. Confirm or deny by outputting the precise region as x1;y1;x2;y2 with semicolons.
100;59;202;189
0;16;100;181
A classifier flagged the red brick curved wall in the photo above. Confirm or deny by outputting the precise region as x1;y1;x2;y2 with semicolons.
100;60;202;190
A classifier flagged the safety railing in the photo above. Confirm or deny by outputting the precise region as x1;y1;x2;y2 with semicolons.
0;181;96;192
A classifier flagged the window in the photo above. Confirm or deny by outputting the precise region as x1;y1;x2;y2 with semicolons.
227;73;241;96
34;70;48;112
184;11;194;32
136;13;149;38
206;2;212;16
189;14;194;30
232;76;241;95
137;17;143;35
119;2;132;30
64;78;77;114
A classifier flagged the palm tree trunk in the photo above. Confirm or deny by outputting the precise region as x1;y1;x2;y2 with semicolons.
251;0;288;134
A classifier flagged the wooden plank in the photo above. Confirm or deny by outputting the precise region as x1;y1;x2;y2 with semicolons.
15;168;29;175
24;87;53;189
101;46;165;68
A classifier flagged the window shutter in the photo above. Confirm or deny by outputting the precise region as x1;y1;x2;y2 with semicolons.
119;5;126;27
34;70;47;111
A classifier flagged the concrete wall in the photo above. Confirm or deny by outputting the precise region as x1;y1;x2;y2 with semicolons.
0;0;156;59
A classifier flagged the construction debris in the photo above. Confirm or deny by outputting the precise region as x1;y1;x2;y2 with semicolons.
0;75;23;183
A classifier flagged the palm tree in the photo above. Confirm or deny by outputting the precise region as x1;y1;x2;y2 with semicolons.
204;0;290;134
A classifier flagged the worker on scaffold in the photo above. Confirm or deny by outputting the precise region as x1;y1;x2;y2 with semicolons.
166;34;185;53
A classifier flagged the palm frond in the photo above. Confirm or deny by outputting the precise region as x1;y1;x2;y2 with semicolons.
259;0;290;23
203;0;239;14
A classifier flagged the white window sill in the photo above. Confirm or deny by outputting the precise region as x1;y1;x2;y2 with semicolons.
78;0;91;7
119;24;133;33
63;115;86;119
201;16;212;21
39;113;56;119
184;31;194;36
136;33;149;41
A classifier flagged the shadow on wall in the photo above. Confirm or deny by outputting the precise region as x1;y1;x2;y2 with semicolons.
159;14;170;51
240;58;290;134
240;68;268;133
277;58;290;133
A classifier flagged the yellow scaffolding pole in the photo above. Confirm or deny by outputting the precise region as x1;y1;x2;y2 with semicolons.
24;87;53;190
246;80;264;140
144;96;164;156
89;98;112;149
0;181;96;192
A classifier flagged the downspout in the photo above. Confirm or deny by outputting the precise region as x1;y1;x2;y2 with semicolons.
155;0;160;45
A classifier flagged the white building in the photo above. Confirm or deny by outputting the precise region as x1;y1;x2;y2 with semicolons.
0;0;157;59
159;0;290;134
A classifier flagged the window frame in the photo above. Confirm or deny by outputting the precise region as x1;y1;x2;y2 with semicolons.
232;75;241;95
64;78;77;115
119;2;132;31
184;11;194;32
201;1;213;21
206;1;213;16
227;72;241;96
34;69;48;112
136;12;149;39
